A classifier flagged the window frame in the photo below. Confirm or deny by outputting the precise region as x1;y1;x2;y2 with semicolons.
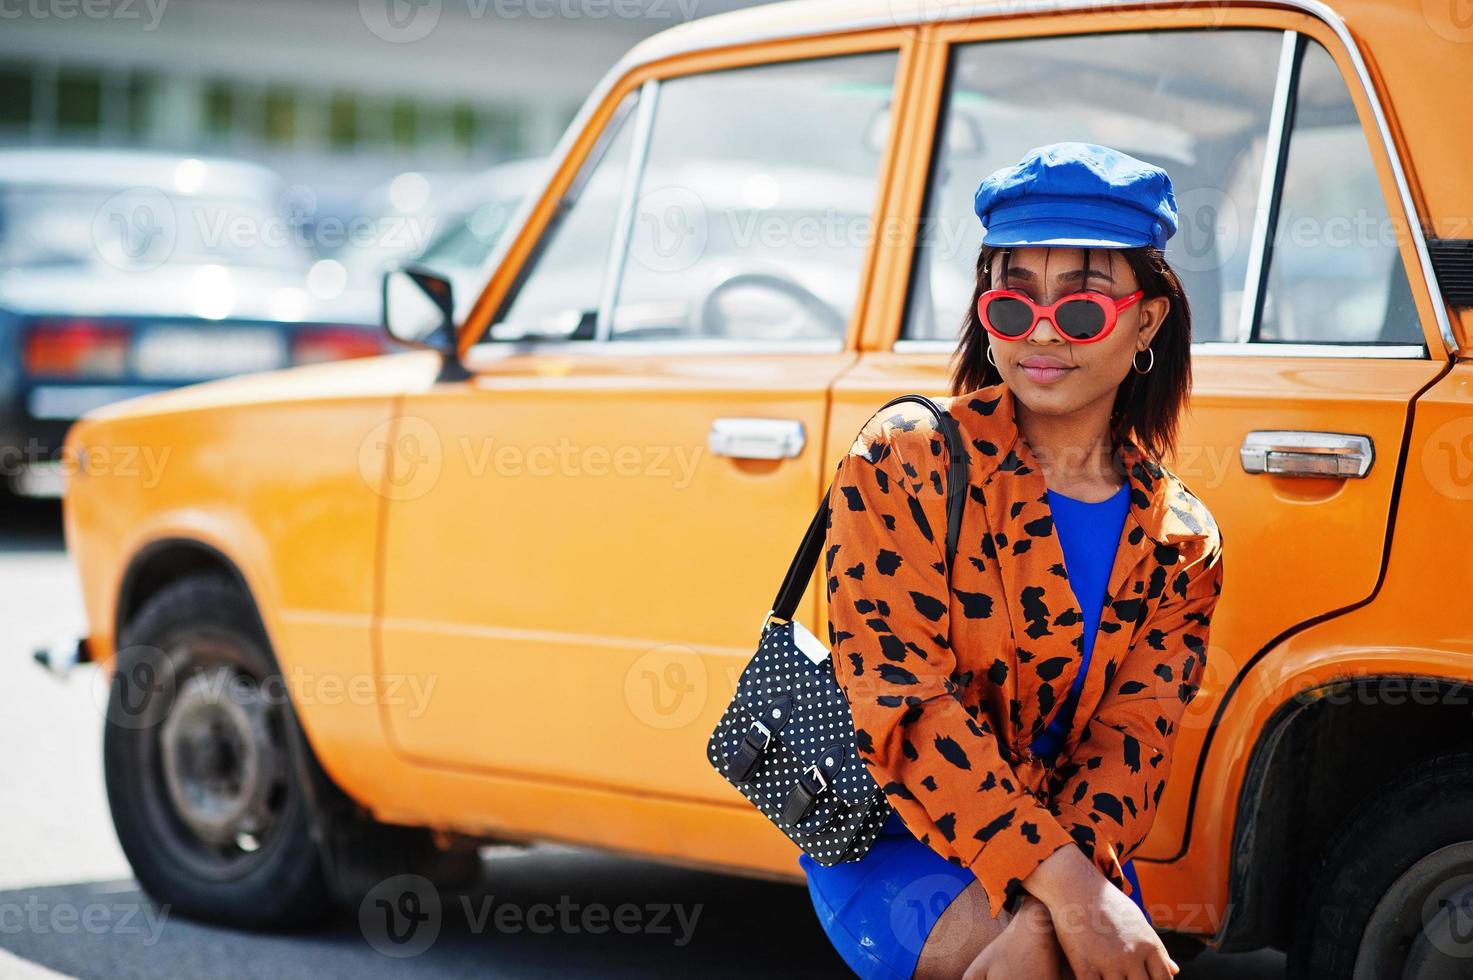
887;16;1450;361
458;29;920;363
473;85;641;347
1246;31;1423;349
594;78;658;344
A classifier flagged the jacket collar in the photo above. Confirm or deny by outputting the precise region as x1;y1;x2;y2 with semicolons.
948;379;1211;550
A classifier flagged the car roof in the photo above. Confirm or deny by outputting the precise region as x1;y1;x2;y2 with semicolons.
0;148;285;197
625;0;1391;67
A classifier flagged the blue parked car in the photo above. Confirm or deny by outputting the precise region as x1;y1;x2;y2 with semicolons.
0;148;386;497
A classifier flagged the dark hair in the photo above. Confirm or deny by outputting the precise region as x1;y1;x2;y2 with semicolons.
947;242;1194;462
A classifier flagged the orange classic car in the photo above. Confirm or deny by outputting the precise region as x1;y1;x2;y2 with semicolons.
51;0;1473;974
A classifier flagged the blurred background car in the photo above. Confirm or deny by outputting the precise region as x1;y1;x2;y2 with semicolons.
0;147;389;498
326;156;548;321
0;0;766;503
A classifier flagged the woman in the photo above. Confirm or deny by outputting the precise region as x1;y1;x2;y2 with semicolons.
798;142;1225;979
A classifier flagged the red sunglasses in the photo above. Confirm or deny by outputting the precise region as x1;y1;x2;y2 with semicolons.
977;286;1144;343
978;247;1144;343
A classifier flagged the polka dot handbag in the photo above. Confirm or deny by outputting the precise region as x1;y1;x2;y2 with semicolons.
704;394;968;866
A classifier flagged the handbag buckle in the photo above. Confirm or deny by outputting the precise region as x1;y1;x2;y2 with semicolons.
781;762;831;827
726;718;773;783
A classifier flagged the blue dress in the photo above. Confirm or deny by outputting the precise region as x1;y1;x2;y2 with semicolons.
799;480;1145;979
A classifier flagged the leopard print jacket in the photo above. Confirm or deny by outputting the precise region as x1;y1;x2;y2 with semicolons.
824;379;1224;918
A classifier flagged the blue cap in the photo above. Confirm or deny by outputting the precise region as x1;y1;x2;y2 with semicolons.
973;141;1178;250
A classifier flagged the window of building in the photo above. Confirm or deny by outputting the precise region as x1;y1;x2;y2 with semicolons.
262;86;297;146
56;69;104;133
0;64;33;128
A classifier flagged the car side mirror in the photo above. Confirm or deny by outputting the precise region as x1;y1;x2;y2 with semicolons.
382;264;469;380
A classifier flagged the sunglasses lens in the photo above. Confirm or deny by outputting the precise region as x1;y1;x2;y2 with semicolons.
1056;299;1107;339
986;296;1035;337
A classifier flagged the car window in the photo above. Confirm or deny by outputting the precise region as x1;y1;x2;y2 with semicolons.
1255;38;1420;345
483;91;637;343
902;29;1285;345
419;194;524;274
0;187;311;273
609;50;900;343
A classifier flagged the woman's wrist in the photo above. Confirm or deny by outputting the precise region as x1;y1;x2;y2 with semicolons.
1002;890;1057;947
1013;891;1053;930
1021;841;1110;917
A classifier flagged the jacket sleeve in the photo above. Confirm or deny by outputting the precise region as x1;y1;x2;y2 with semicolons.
824;412;1078;918
1045;534;1225;897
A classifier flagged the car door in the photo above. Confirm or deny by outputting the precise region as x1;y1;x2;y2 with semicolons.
826;13;1449;879
375;37;916;799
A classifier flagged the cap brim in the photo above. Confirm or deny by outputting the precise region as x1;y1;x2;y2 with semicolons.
982;233;1140;248
980;216;1156;250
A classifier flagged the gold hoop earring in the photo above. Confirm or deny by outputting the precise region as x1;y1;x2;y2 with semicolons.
1132;347;1155;374
986;345;997;368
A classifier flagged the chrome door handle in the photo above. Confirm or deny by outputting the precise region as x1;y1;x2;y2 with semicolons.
708;417;806;460
1240;430;1373;478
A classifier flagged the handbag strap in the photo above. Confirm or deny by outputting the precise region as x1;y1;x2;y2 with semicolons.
767;394;969;624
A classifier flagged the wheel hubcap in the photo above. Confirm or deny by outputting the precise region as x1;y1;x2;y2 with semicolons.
159;666;282;850
1404;880;1473;979
1353;841;1473;979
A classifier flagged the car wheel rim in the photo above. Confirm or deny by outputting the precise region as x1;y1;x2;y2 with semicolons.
159;665;281;850
142;638;294;881
1352;841;1473;980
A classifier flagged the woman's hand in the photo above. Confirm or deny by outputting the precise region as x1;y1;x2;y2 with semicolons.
1022;838;1179;980
963;894;1066;980
1048;878;1179;980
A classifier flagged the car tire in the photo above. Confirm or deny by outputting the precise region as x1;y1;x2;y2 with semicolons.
104;574;482;930
1287;752;1473;979
105;575;334;929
